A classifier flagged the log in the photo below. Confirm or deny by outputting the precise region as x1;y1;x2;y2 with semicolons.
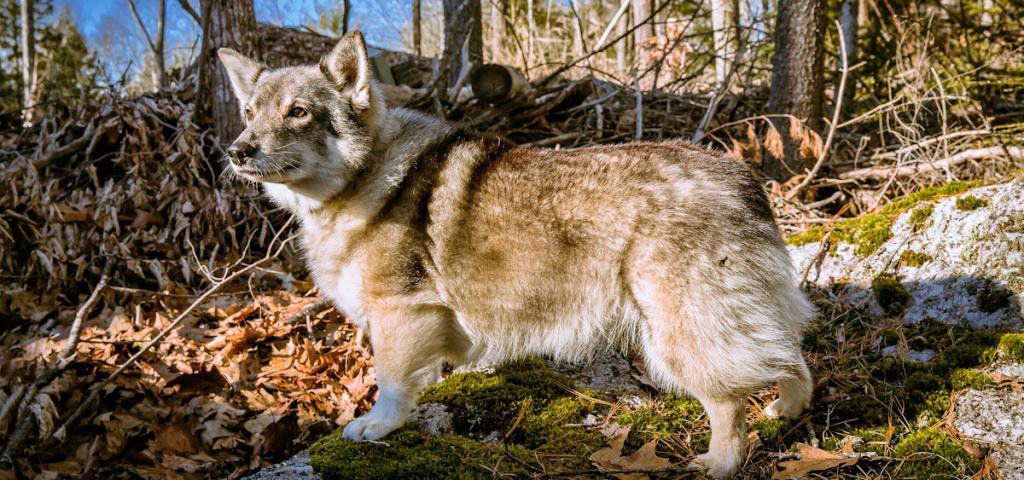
838;146;1024;181
470;64;529;104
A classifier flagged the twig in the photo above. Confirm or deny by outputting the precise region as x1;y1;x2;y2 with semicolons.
537;0;672;87
0;385;25;434
541;464;702;478
287;298;333;324
523;132;580;147
58;260;113;369
50;218;298;443
838;146;1024;181
785;20;850;200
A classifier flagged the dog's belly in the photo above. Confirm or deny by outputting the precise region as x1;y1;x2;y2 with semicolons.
446;276;642;365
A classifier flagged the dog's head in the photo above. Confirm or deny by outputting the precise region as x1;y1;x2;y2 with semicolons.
217;31;383;188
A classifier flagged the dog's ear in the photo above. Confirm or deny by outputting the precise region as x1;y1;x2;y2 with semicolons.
217;48;264;107
321;31;373;112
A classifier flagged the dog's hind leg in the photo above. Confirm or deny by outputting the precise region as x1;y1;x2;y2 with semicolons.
765;355;813;419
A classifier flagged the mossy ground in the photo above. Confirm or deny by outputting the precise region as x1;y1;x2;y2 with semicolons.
786;181;980;256
308;297;1016;479
898;250;933;267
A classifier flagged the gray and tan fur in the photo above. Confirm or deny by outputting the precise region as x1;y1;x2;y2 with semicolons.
218;31;814;479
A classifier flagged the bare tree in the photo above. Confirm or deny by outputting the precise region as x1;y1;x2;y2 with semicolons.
198;0;260;141
20;0;36;125
127;0;168;91
710;0;739;85
764;0;826;181
413;0;422;56
488;0;505;61
342;0;351;34
441;0;482;88
631;0;654;59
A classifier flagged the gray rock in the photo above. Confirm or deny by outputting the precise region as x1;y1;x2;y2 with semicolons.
243;450;319;480
789;178;1024;328
953;387;1024;479
408;403;454;435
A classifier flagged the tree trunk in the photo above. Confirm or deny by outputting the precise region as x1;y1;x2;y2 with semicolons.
20;0;36;125
155;0;167;89
526;0;535;67
199;0;259;142
631;0;653;57
710;0;738;86
489;0;505;61
342;0;351;34
839;0;858;113
442;0;483;88
764;0;826;181
413;0;422;56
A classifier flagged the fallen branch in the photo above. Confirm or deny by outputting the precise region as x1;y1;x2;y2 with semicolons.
32;124;95;169
50;218;298;443
838;146;1024;181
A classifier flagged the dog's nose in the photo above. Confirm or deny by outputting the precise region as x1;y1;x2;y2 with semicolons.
228;142;257;165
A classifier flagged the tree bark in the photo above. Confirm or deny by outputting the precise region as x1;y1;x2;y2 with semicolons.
342;0;351;34
199;0;260;142
413;0;422;56
20;0;36;125
442;0;483;88
764;0;826;181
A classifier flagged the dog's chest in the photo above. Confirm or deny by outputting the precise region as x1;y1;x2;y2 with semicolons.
301;217;370;330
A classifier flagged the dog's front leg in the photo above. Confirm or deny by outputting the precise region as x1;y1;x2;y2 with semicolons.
342;303;454;441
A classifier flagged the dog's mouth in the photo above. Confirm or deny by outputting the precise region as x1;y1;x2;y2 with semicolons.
232;161;301;182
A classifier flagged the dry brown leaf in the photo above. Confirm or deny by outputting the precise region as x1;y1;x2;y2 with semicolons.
765;122;784;159
153;422;200;455
773;443;859;479
592;429;673;480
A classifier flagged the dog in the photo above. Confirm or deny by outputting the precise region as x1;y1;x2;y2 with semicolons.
218;31;813;479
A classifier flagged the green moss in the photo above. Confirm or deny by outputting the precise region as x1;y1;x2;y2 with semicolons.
752;418;786;444
908;205;934;231
417;358;573;438
786;225;827;247
833;214;893;257
311;358;608;479
892;429;981;478
935;331;1000;373
616;394;705;436
977;282;1012;314
872;274;911;316
955;196;989;211
899;250;933;267
785;181;980;255
997;333;1024;361
309;428;529;480
949;369;994;390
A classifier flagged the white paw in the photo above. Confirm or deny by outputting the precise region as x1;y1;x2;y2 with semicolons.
765;397;805;419
342;411;403;441
688;452;740;479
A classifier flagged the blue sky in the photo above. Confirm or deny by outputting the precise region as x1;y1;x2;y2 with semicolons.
52;0;412;80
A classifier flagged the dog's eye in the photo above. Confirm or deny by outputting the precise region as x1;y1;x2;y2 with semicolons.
288;106;308;118
244;107;254;121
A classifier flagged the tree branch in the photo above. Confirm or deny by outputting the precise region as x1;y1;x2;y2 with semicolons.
176;0;202;25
